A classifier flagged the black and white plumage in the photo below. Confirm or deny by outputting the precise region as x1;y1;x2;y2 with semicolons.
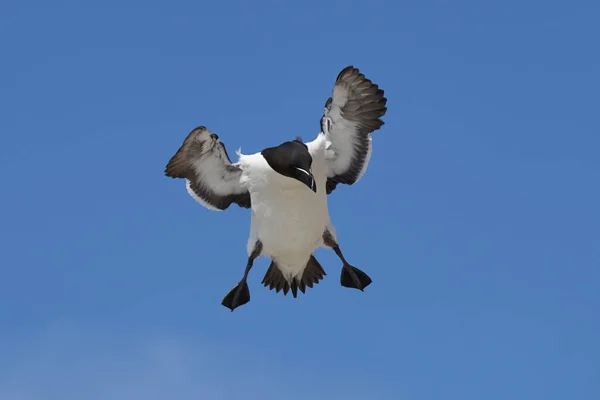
165;66;387;311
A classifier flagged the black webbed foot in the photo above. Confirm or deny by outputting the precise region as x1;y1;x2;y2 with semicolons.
322;230;373;292
221;241;262;312
221;281;250;311
340;265;372;291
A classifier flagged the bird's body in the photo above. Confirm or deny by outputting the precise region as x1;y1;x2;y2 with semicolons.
240;133;332;283
165;66;387;310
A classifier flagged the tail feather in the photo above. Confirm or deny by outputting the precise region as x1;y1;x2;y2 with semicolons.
262;261;289;294
303;255;326;289
261;255;326;298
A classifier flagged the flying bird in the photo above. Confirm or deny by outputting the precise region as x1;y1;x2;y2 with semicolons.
165;66;387;311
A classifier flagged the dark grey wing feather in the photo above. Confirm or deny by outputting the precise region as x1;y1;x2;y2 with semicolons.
320;66;387;194
165;126;250;211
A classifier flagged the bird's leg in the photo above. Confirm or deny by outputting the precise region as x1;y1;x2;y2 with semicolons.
221;241;263;311
323;230;372;291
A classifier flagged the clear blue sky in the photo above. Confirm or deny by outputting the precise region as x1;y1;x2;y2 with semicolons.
1;0;598;398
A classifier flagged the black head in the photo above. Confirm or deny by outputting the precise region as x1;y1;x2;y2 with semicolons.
261;139;317;193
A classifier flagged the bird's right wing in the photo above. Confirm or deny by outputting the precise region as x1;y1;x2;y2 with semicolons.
165;126;251;211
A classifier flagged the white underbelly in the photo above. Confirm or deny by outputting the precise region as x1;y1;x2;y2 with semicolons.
249;186;328;258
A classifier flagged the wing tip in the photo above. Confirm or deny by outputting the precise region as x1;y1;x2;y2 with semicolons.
336;66;388;128
336;65;355;79
164;125;212;179
164;149;188;179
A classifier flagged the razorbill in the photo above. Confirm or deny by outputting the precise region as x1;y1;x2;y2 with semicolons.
165;66;387;311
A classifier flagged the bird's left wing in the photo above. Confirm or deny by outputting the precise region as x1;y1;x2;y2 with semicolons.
311;66;388;194
165;126;251;211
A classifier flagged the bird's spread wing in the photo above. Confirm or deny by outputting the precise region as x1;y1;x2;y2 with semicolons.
165;126;251;211
318;66;387;194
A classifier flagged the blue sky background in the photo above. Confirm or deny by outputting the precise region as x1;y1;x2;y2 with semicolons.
1;0;599;398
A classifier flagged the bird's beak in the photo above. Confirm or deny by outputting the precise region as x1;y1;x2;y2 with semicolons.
294;167;317;193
